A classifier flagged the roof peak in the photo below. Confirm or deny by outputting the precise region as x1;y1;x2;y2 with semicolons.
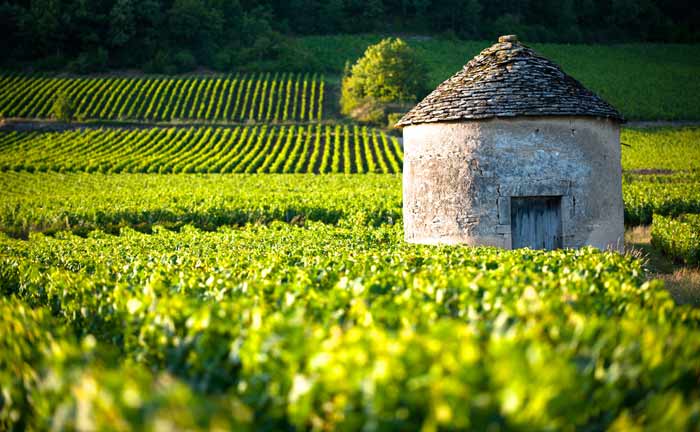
497;34;519;43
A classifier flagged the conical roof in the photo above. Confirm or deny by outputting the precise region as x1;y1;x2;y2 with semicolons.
396;35;623;127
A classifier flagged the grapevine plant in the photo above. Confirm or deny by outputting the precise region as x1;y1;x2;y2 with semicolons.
1;220;699;430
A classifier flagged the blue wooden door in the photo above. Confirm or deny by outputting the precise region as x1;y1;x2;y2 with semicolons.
510;196;562;250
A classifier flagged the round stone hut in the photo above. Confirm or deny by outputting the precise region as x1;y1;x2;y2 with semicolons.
396;35;625;251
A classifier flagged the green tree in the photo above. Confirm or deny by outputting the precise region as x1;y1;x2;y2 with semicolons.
341;38;429;123
29;0;63;57
51;92;76;123
0;3;25;61
109;0;136;47
430;0;482;38
168;0;224;61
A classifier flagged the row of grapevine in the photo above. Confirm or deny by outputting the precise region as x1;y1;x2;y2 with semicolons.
622;174;700;225
0;126;402;174
0;172;403;237
0;73;324;123
651;214;700;265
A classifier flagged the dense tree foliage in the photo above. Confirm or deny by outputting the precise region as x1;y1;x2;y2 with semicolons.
50;91;75;123
0;0;698;72
341;38;429;123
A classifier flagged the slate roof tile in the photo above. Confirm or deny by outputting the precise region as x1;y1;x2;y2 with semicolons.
396;35;623;127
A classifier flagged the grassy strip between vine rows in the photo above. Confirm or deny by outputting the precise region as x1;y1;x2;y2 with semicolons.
651;214;700;266
0;73;324;123
1;222;700;430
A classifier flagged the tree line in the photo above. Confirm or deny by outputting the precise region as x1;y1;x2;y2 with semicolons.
1;0;697;73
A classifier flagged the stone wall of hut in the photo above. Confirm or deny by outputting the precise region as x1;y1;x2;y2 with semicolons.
402;116;624;250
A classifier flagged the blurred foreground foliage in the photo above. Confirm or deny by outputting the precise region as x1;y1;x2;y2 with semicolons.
1;221;700;430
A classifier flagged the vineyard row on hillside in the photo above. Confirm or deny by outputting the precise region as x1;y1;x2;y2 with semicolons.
0;73;324;123
0;125;402;174
2;126;700;177
1;173;699;240
651;214;700;265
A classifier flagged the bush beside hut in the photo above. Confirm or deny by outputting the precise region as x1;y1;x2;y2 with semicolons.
341;38;429;125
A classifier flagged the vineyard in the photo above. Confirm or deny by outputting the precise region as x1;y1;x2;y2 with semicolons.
2;219;700;430
623;174;700;225
621;127;700;172
1;8;699;427
0;127;698;229
0;73;324;123
652;214;700;265
2;125;699;176
0;173;402;238
0;171;698;240
1;63;699;429
1;135;699;429
620;127;700;226
0;125;402;174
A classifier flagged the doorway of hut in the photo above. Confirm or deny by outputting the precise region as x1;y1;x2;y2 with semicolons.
510;196;563;250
